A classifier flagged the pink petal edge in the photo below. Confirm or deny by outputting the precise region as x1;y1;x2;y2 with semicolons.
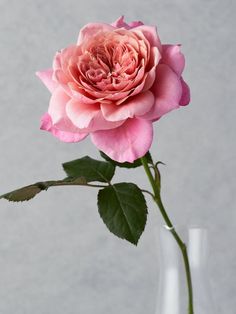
101;91;155;122
66;100;100;129
40;113;88;143
36;69;58;93
111;16;144;29
77;23;116;45
180;78;190;106
161;45;185;76
48;87;71;125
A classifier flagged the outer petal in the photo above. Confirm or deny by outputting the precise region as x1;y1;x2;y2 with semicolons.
83;112;125;132
48;87;70;124
36;69;58;93
133;25;162;53
77;23;115;45
128;20;145;29
40;113;88;143
47;87;91;134
66;100;100;129
161;45;185;76
90;118;153;163
66;99;125;132
111;16;144;29
101;91;155;122
142;64;182;121
180;78;190;106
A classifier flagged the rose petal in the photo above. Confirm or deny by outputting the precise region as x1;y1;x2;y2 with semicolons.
66;100;100;129
129;20;144;29
36;69;58;93
53;46;80;85
180;78;190;106
111;16;129;28
111;16;144;29
101;91;155;122
84;111;125;132
68;83;96;104
77;23;116;45
142;47;161;91
118;48;160;103
142;67;157;92
46;88;88;133
133;25;162;53
40;112;52;131
161;45;185;76
66;100;125;132
40;113;88;143
48;87;70;124
90;118;153;163
142;64;182;121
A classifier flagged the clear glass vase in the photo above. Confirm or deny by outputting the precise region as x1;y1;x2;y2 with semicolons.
156;226;217;314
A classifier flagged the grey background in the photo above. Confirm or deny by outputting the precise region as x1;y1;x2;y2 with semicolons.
0;0;235;313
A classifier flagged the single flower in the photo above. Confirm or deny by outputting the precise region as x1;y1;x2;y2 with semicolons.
37;16;190;162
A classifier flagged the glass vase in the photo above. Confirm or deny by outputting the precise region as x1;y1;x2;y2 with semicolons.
156;226;217;314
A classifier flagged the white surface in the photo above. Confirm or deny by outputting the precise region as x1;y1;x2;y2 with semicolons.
0;0;235;313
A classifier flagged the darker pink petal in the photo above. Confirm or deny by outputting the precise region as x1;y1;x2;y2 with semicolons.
161;45;185;76
142;64;182;121
180;78;190;106
36;69;58;93
40;112;53;131
40;113;88;142
101;91;155;122
90;118;153;163
111;16;144;29
129;20;144;28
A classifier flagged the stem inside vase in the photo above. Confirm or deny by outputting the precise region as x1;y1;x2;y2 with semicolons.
140;155;194;314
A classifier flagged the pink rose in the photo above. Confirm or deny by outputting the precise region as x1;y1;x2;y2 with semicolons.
37;16;190;162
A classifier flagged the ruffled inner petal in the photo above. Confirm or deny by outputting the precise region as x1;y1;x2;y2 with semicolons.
52;27;159;104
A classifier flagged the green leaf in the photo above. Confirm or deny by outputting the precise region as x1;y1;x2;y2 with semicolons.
0;177;88;203
100;151;153;169
62;156;115;183
97;183;147;245
0;184;46;202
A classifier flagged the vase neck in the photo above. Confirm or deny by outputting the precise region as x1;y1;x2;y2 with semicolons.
159;226;208;270
156;226;217;314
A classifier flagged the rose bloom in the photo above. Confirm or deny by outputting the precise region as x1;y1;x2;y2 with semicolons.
37;16;190;162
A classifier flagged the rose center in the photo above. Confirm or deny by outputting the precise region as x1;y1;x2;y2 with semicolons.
78;31;141;92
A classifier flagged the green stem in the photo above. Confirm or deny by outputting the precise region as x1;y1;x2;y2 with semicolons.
45;180;107;189
140;156;194;314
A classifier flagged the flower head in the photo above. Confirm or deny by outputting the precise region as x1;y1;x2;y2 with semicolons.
37;16;190;162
